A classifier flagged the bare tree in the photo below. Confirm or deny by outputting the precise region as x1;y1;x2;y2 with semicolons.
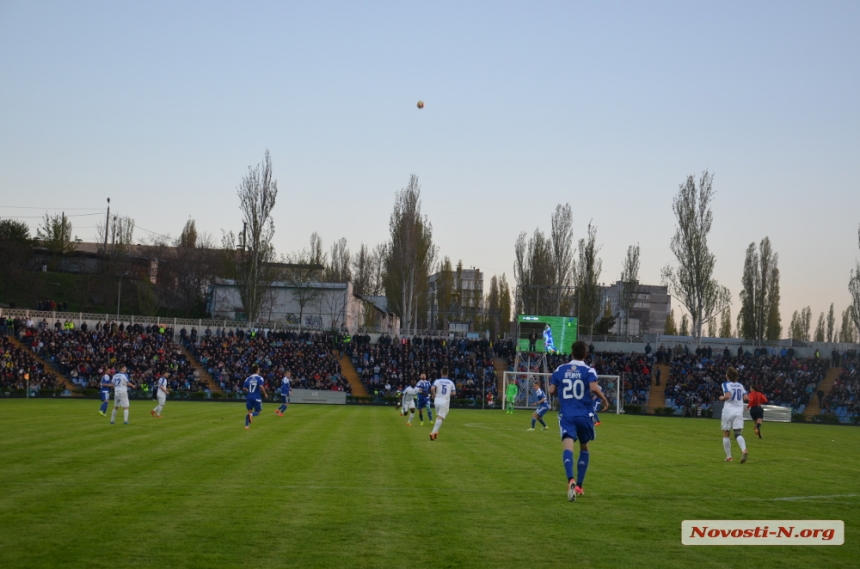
352;243;372;296
738;237;779;343
383;175;437;333
765;267;782;340
549;203;575;315
662;171;731;347
840;306;857;343
37;213;77;258
573;222;603;337
618;244;640;339
233;150;278;324
719;305;733;338
664;310;678;335
283;236;326;329
814;312;826;342
513;228;554;315
151;219;219;317
850;225;860;337
326;237;351;283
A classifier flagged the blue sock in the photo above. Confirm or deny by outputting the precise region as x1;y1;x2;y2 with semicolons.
100;402;107;413
563;450;574;481
429;410;433;420
577;450;590;488
252;411;260;417
245;414;250;427
538;418;547;427
531;418;536;428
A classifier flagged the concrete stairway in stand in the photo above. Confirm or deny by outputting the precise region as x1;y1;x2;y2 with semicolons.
338;352;367;396
804;366;842;417
7;335;76;392
646;363;670;413
176;343;221;393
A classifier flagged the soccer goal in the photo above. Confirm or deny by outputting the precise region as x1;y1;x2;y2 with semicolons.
502;371;623;415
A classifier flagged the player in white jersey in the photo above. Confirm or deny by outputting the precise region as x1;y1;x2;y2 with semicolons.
400;379;420;426
429;368;456;441
151;372;170;418
109;365;136;425
719;367;749;463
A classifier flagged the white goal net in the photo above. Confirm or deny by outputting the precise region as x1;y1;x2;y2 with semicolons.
502;371;623;415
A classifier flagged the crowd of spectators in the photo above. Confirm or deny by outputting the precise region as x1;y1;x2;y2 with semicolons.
346;335;499;403
1;335;64;393
21;324;208;394
821;351;860;421
3;316;211;395
185;329;351;396
663;351;830;414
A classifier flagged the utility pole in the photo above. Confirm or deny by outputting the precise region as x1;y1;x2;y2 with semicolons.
103;198;110;264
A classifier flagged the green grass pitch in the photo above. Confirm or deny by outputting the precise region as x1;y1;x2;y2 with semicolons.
1;399;858;568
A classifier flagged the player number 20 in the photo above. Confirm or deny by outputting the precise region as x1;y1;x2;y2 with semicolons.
562;379;585;400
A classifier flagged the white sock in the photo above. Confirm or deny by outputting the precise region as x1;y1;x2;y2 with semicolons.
155;405;163;415
408;411;414;422
111;409;117;422
736;435;747;453
431;418;443;434
722;437;732;458
123;409;129;422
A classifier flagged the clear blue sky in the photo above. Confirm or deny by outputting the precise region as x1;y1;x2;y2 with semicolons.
1;1;858;333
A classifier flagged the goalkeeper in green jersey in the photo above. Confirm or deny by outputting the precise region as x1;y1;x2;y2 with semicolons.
505;378;518;414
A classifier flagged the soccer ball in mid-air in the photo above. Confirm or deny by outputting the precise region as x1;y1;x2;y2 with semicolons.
417;100;424;109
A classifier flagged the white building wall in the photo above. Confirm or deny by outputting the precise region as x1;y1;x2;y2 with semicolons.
209;280;362;331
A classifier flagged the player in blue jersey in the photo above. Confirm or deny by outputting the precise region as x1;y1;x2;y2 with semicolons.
416;374;433;425
243;366;268;430
527;380;550;431
276;371;291;416
98;369;112;416
592;383;605;426
549;341;610;502
543;324;556;354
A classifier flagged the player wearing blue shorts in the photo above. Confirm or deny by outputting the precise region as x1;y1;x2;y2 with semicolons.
416;374;433;425
276;371;291;417
549;341;610;502
98;369;112;416
527;381;549;431
593;384;604;426
243;367;268;430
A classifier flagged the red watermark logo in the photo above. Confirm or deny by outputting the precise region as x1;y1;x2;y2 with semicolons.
682;520;844;545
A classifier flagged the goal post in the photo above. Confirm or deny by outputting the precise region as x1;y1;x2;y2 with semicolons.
502;371;623;415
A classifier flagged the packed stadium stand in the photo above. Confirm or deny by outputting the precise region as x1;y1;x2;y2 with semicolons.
184;330;351;396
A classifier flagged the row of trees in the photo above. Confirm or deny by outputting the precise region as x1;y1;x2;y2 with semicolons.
3;154;859;343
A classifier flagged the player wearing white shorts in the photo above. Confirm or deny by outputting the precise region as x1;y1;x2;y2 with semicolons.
400;379;420;426
429;368;456;441
110;366;136;425
151;372;169;418
719;367;749;463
